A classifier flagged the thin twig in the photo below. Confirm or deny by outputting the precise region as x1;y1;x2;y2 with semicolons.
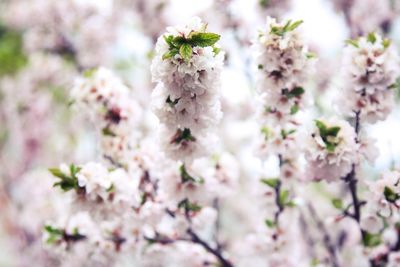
343;111;367;242
299;211;317;261
308;204;340;267
145;228;234;267
213;198;223;252
273;179;283;226
274;154;285;226
187;228;234;267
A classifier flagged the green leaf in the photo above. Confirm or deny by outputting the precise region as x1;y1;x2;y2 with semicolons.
171;128;196;144
289;87;305;97
261;178;279;188
162;49;178;60
163;35;174;47
290;104;299;115
48;168;67;179
259;0;269;8
286;201;296;207
44;225;64;244
325;126;340;137
315;120;341;152
261;126;272;140
83;68;97;78
362;232;382;247
0;25;27;76
265;219;276;228
179;43;192;62
178;199;202;212
367;32;377;44
306;52;317;59
315;120;327;135
53;178;77;192
311;258;320;267
166;95;180;107
326;143;336;153
44;225;63;236
172;36;186;46
384;186;400;203
69;164;81;177
382;38;391;49
283;87;305;99
345;39;359;48
212;46;221;55
102;127;116;137
279;190;290;206
280;129;296;139
189;32;221;47
49;165;80;192
106;183;115;193
331;198;343;209
180;164;196;183
287;20;303;31
270;19;303;37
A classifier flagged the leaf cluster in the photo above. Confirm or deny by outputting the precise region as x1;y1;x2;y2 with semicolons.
270;20;303;37
315;120;341;152
162;31;220;62
48;164;81;192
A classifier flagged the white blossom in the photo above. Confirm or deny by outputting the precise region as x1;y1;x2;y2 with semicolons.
71;67;142;165
150;17;224;163
305;118;358;182
341;33;399;123
254;17;314;122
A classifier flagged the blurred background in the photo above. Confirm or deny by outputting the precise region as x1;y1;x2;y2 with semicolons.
1;0;400;265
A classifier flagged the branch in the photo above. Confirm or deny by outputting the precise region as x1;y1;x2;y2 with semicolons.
308;204;340;267
145;228;234;267
273;179;284;226
343;111;367;241
273;154;285;226
187;228;234;267
213;198;223;252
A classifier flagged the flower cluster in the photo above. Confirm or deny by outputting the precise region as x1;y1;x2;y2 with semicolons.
71;67;142;167
341;33;399;123
254;17;313;124
252;17;314;258
365;170;400;224
45;162;141;265
4;3;400;266
151;17;224;163
49;162;140;208
254;17;314;181
305;118;358;182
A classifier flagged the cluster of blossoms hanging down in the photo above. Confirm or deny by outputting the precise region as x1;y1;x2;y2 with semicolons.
305;118;359;182
340;33;400;266
70;67;142;167
254;17;314;179
148;17;237;267
42;68;145;266
341;33;399;123
304;33;400;183
151;17;224;163
303;32;400;267
250;16;315;266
